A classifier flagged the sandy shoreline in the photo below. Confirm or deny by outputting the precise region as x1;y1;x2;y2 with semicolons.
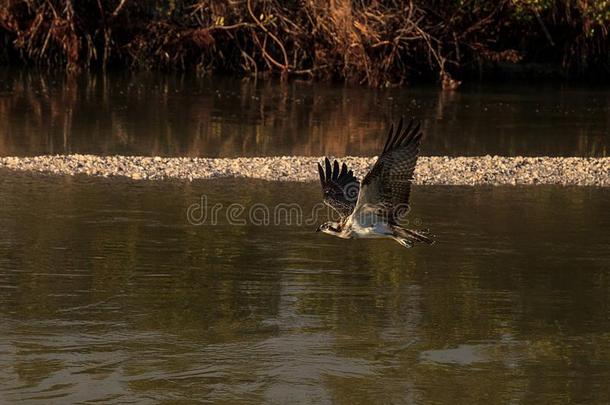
1;155;609;186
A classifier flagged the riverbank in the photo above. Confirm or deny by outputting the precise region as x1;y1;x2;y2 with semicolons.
1;155;608;186
2;1;608;85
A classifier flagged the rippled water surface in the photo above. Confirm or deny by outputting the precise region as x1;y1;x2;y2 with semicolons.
1;172;609;403
1;69;609;157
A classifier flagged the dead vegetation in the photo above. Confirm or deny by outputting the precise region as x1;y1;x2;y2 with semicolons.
1;0;608;85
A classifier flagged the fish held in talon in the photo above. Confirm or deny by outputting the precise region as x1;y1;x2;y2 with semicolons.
316;117;435;249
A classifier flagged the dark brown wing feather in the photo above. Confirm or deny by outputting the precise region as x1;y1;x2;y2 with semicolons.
357;117;422;222
317;157;360;219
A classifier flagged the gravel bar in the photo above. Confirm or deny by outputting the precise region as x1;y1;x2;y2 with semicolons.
1;155;609;186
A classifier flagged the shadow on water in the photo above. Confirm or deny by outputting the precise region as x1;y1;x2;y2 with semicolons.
1;69;609;158
0;172;609;403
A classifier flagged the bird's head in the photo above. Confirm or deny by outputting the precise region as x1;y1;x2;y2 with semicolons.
316;221;342;235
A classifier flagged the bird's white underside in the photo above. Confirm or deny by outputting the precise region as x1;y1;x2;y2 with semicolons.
339;212;394;239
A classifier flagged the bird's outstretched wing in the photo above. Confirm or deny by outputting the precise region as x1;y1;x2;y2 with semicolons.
317;157;360;219
353;117;422;223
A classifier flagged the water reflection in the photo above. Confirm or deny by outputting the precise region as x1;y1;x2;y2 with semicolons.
0;172;609;403
1;69;608;158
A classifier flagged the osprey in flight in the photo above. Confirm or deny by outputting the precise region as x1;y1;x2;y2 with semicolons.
316;118;434;248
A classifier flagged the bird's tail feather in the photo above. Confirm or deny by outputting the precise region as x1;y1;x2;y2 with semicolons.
391;226;435;248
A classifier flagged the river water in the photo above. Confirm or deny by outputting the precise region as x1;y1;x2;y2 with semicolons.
0;71;609;404
1;69;608;158
1;173;609;403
